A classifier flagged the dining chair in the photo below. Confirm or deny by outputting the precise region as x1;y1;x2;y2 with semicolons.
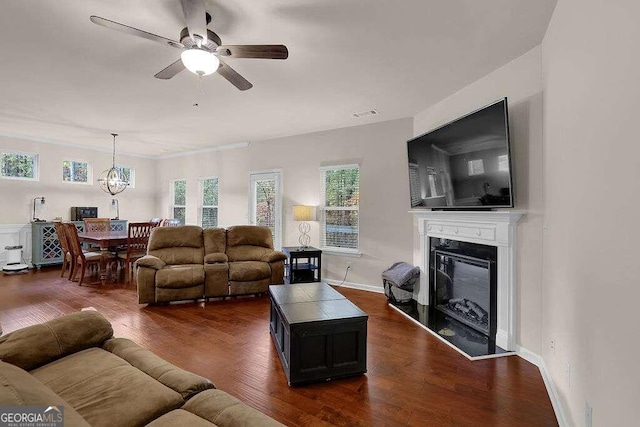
161;218;181;227
54;222;74;279
117;222;157;284
84;218;111;233
149;218;162;226
64;222;110;286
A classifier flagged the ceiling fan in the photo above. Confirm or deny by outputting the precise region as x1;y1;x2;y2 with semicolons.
90;0;288;91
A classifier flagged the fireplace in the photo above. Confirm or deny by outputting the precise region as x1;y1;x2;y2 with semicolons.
430;239;497;339
390;210;523;359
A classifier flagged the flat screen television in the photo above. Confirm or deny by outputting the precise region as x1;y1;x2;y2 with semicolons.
407;98;514;209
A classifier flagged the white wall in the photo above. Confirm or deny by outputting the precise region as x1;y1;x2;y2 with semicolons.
0;135;157;223
413;46;545;354
156;118;414;288
541;0;640;425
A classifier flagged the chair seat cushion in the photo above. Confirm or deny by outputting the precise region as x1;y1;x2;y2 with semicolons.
156;265;205;289
30;348;183;427
228;261;270;282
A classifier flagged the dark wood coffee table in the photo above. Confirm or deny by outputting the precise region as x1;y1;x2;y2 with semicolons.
269;283;368;386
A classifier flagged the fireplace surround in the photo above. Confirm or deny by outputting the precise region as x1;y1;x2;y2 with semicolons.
406;210;524;357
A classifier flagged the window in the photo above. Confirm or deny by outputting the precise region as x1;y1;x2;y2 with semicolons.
170;180;186;225
468;159;485;176
1;151;38;180
63;160;90;183
199;177;218;228
320;165;359;252
116;165;135;188
498;154;509;172
408;163;421;207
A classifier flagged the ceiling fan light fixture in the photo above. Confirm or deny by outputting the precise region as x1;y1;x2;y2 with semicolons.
181;48;219;76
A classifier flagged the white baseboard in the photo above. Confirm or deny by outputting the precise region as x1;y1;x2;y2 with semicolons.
516;345;568;427
325;279;384;294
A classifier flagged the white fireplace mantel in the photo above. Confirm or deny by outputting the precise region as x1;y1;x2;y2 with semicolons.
410;210;524;351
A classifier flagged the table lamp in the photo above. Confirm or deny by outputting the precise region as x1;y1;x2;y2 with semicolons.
293;205;316;248
32;196;46;222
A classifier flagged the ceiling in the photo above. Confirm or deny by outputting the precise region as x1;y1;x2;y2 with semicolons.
0;0;556;158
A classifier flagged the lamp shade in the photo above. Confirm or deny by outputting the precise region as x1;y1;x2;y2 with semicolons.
293;205;316;222
181;48;220;76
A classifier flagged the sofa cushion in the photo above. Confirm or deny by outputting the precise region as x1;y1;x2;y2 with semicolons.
228;262;271;282
148;226;204;265
227;246;275;263
182;389;284;427
0;361;90;427
30;348;183;427
103;338;214;400
203;228;226;255
156;265;205;289
0;311;113;371
146;409;219;427
226;226;273;249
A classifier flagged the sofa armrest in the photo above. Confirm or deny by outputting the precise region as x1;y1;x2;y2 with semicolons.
260;251;287;263
204;253;228;264
0;311;113;371
136;255;166;270
182;389;285;427
103;338;214;400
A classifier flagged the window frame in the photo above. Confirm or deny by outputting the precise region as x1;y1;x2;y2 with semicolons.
0;150;39;181
170;179;187;225
115;164;135;188
198;176;219;229
62;159;92;185
319;164;360;255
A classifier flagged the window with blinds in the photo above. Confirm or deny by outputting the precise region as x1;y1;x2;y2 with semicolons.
320;165;359;252
170;179;186;225
62;160;90;183
199;177;218;228
409;163;421;207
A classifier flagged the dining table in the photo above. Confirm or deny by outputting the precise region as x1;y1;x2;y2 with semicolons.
77;230;128;284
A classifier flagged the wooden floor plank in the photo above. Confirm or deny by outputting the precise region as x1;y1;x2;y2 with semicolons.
0;268;558;426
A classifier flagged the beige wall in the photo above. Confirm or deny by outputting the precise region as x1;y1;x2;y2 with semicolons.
413;46;545;354
156;118;414;288
0;135;157;223
541;0;640;424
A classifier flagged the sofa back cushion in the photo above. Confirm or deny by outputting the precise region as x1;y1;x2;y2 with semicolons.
203;228;226;255
226;226;274;262
0;311;113;371
148;226;204;265
0;361;90;426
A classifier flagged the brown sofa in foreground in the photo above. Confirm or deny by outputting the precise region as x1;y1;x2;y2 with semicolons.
0;311;283;427
136;225;287;304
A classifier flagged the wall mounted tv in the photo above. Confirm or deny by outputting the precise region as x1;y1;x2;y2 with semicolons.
407;98;514;209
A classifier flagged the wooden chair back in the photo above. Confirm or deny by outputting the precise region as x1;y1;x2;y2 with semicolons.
84;218;111;233
149;218;162;226
161;218;181;227
126;222;156;255
54;222;70;256
64;222;85;259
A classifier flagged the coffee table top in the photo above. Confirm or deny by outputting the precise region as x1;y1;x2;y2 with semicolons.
269;283;368;324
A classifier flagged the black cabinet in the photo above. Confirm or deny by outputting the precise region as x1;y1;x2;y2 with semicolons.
282;246;322;284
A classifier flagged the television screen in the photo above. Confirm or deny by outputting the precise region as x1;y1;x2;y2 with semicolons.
407;98;513;209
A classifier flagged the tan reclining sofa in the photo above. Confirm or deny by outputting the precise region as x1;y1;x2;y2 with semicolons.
0;311;283;427
137;225;287;304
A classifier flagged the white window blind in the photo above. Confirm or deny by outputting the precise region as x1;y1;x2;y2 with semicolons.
170;179;186;225
320;165;359;252
199;177;218;228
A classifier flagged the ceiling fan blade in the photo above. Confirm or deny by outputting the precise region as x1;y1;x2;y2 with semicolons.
154;59;186;79
217;45;289;60
90;16;184;49
180;0;208;45
217;60;253;91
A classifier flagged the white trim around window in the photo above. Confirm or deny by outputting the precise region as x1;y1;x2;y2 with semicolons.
62;159;92;185
0;149;39;181
319;164;360;254
198;176;219;228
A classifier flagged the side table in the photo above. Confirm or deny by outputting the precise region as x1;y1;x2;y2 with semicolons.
282;246;322;284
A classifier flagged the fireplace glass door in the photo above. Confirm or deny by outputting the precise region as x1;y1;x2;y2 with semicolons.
433;250;493;336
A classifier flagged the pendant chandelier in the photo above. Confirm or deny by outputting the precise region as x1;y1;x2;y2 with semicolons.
98;133;128;195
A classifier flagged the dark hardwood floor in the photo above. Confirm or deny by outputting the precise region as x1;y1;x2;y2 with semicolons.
0;268;557;426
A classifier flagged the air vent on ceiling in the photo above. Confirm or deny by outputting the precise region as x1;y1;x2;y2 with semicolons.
352;109;379;118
